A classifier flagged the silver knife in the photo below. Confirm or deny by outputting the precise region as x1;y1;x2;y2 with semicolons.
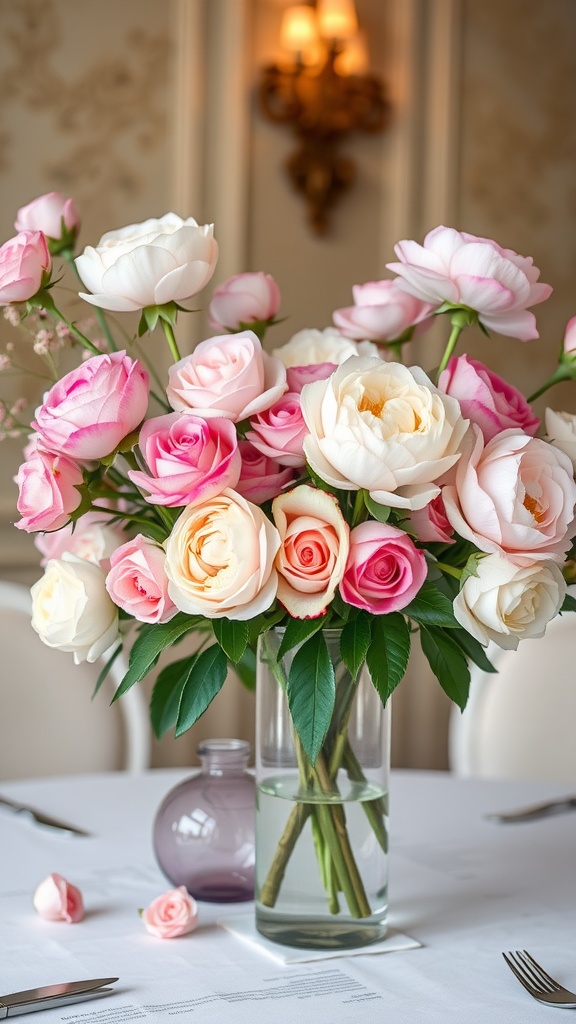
486;795;576;823
0;978;118;1018
0;795;90;837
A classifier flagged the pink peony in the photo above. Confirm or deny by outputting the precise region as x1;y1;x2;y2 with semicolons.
128;411;241;507
141;886;198;939
387;225;552;340
166;331;287;422
33;873;85;923
106;535;177;624
245;392;308;467
32;350;149;460
208;271;281;331
14;447;83;533
235;440;296;504
438;354;540;442
333;278;434;341
15;192;80;245
340;521;427;614
443;426;576;566
0;230;51;303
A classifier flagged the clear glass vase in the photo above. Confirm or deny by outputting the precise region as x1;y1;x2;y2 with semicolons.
152;738;255;902
255;628;391;949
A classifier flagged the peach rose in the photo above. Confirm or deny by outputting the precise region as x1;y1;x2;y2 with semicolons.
141;886;198;939
164;489;281;620
272;484;349;618
33;873;84;923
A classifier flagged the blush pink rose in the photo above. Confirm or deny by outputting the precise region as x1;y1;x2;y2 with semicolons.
128;412;240;507
236;440;296;503
32;350;149;460
333;279;434;341
272;484;349;618
245;393;308;467
409;491;455;545
438;354;540;443
387;225;552;340
208;271;281;331
166;331;287;422
286;362;337;393
34;509;123;567
14;447;83;533
33;873;85;923
141;886;198;939
106;534;177;624
563;316;576;357
340;521;427;613
443;426;576;566
15;192;80;246
0;230;51;303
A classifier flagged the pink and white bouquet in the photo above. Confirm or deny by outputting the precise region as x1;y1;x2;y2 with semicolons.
2;200;576;758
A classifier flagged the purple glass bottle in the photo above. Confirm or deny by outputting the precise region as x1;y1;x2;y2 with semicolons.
153;738;255;902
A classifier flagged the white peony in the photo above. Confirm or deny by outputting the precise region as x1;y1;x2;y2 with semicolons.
272;327;378;367
544;408;576;471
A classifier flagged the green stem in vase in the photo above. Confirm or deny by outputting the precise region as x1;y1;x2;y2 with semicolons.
342;742;388;853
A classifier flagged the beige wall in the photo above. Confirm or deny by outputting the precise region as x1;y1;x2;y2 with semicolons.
0;0;575;771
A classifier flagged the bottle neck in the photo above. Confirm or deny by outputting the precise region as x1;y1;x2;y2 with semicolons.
198;738;251;775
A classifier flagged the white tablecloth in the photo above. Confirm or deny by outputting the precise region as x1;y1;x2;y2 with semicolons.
1;769;575;1022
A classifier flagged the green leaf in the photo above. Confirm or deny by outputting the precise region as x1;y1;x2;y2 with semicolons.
364;493;391;524
287;631;335;765
340;612;371;680
176;644;229;736
111;613;197;701
234;644;257;691
404;581;459;627
92;644;123;699
419;625;470;710
560;593;576;614
277;614;328;661
150;655;200;739
450;628;497;674
212;618;248;663
366;613;411;706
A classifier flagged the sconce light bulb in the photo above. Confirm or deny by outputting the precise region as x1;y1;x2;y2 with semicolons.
316;0;359;42
280;5;319;57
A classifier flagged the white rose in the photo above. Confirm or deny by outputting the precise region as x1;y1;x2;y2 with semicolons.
31;553;119;664
164;489;281;621
453;554;566;650
301;356;468;511
545;408;576;470
75;213;218;312
273;327;379;367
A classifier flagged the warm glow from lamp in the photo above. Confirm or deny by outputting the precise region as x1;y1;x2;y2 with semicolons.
280;5;319;55
334;30;369;75
316;0;358;41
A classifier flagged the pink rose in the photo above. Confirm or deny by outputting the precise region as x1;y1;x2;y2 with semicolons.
0;230;51;303
208;271;281;331
14;447;83;533
443;426;576;566
236;440;296;503
286;362;337;393
141;886;198;939
32;350;149;460
106;535;177;624
166;331;287;422
245;393;308;467
128;412;240;507
340;521;427;614
34;509;123;567
387;225;552;340
333;279;434;341
409;491;455;545
15;192;80;247
438;354;540;442
33;873;85;923
563;316;576;357
272;484;349;618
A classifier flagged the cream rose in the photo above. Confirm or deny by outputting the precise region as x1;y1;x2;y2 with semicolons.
301;356;468;510
453;554;566;649
273;327;378;368
164;489;281;620
272;484;349;618
31;553;119;664
545;408;576;470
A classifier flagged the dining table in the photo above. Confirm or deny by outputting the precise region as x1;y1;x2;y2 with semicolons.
1;767;575;1023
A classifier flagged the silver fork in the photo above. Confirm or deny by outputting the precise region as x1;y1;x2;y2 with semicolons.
503;950;576;1008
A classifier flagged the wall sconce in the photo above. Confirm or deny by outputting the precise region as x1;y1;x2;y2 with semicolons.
259;0;389;235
